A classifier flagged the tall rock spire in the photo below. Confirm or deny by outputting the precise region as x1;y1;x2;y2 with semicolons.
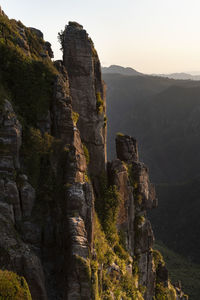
62;22;107;191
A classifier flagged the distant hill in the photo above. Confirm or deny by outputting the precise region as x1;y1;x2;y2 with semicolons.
155;72;200;81
102;64;143;76
102;65;200;81
103;71;200;264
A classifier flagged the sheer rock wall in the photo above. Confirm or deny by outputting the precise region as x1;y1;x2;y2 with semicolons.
63;22;107;194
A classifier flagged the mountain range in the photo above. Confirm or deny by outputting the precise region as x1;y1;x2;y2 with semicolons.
102;64;200;80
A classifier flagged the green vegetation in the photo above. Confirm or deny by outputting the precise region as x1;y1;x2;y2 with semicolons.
57;29;64;51
135;215;145;227
93;215;144;300
72;111;79;126
155;242;200;300
103;115;107;128
152;249;165;269
75;255;91;282
0;270;32;300
22;128;54;188
96;92;104;114
0;13;57;127
68;21;82;28
0;12;59;194
83;144;90;165
84;173;90;183
154;282;176;300
116;132;124;137
96;174;119;245
0;44;56;126
90;165;146;299
92;170;145;299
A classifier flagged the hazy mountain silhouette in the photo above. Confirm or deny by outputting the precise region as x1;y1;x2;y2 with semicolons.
102;65;143;76
102;65;200;80
155;72;200;81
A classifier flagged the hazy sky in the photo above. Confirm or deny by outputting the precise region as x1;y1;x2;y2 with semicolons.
1;0;200;74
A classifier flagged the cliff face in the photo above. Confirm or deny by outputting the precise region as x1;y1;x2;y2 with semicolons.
63;22;106;194
0;10;187;300
108;134;157;299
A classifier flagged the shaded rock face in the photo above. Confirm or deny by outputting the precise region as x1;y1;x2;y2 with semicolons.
109;134;157;300
116;134;138;163
0;100;47;300
63;22;106;191
108;159;135;254
0;100;22;172
0;75;94;299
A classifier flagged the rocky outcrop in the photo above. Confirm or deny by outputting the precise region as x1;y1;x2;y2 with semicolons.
62;22;106;193
109;134;157;299
108;158;135;254
0;10;188;300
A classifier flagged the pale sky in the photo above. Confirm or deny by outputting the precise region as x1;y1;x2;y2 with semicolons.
1;0;200;74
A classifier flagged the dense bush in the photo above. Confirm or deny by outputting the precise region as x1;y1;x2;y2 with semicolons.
96;174;119;245
0;270;32;300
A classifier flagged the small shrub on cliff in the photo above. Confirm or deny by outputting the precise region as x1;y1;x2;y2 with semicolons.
72;111;79;126
103;115;107;128
58;30;64;51
153;249;165;269
96;92;104;114
116;132;124;137
83;144;90;165
0;270;32;300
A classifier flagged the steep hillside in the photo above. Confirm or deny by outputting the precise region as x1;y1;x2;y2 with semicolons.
151;178;200;263
0;8;187;300
104;73;200;184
